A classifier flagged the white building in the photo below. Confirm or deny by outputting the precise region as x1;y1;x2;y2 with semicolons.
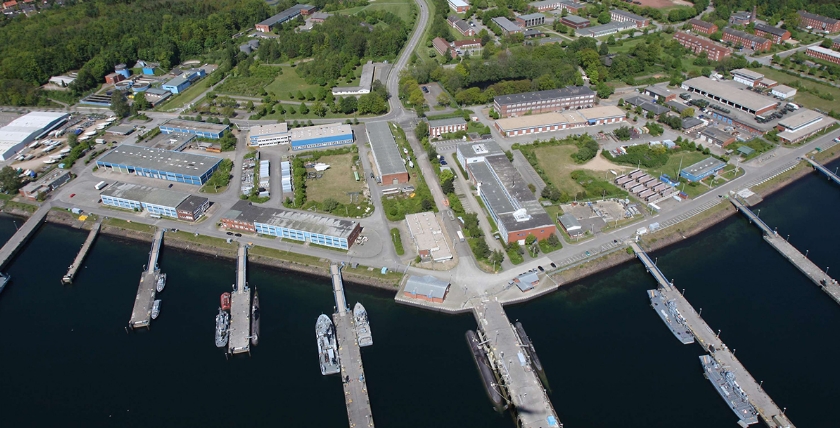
771;84;797;99
248;123;291;147
730;68;764;88
0;112;69;160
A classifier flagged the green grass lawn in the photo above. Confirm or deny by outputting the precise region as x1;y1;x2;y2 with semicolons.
748;66;840;112
304;153;366;203
532;145;588;194
335;0;415;22
265;66;322;99
643;151;709;182
156;76;214;111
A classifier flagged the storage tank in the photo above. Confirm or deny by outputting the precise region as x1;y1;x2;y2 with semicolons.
132;82;150;92
114;63;131;79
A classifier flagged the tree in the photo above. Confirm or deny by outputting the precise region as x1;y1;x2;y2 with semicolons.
436;92;451;106
421;199;433;211
607;35;616;45
473;239;490;259
340;96;358;114
246;101;255;111
525;234;537;246
0;166;22;193
111;91;130;118
322;198;339;212
440;169;455;194
489;250;505;266
822;38;833;49
415;121;429;140
312;101;327;117
67;133;78;148
597;11;611;24
296;90;305;100
299;102;309;115
132;92;150;114
599;42;609;56
680;107;695;118
546;233;560;248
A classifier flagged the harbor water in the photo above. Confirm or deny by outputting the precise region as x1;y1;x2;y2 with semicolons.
0;159;839;427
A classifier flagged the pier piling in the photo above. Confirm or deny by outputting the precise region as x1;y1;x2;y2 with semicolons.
62;221;101;284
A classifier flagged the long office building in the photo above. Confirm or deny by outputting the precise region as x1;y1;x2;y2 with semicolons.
610;9;649;28
100;181;210;221
775;108;834;144
365;121;409;185
493;86;596;118
96;145;223;185
221;200;361;249
806;46;840;65
0;112;68;160
457;142;555;243
680;77;778;115
248;122;353;150
255;4;317;32
159;119;228;139
722;28;772;52
248;123;291;147
673;32;731;61
494;105;625;137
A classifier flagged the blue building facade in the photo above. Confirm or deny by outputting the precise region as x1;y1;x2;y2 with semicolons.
96;146;223;185
254;222;350;249
291;133;354;151
159;120;228;139
162;76;191;94
680;157;726;182
101;195;180;217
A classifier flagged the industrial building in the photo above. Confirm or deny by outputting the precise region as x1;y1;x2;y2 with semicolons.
775;109;834;144
493;106;625;137
673;32;732;61
722;28;772;52
731;69;765;87
159;119;228;139
19;170;71;200
366;121;409;185
221;200;361;250
644;86;676;103
688;18;717;35
428;117;467;137
680;77;778;115
255;4;317;32
491;17;522;35
558;213;582;237
798;10;840;33
806;46;840;65
493;86;595;118
680;157;726;182
771;84;797;99
0;111;68;160
699;127;736;147
404;212;453;262
459;143;555;243
516;13;544;28
561;15;590;29
576;20;635;37
96;145;223;185
290;123;354;151
753;23;790;44
447;0;469;13
100;181;210;221
248;123;291;147
331;62;376;95
609;9;649;28
403;275;450;303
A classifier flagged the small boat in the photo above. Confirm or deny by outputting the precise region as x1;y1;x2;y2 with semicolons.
0;272;10;294
221;292;231;311
354;302;373;347
152;300;161;319
250;288;260;346
156;273;166;293
215;308;230;348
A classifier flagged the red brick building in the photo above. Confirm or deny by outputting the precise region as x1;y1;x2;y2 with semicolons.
722;28;772;52
806;46;840;65
753;23;790;44
798;10;840;34
176;196;210;222
105;73;125;84
561;15;590;29
432;37;457;59
833;37;840;50
673;32;732;61
688;18;717;35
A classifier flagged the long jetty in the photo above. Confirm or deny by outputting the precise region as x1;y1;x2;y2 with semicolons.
803;157;840;186
730;197;840;305
630;242;796;428
474;300;561;428
228;245;251;355
62;221;101;284
128;228;164;329
0;202;51;270
331;263;374;428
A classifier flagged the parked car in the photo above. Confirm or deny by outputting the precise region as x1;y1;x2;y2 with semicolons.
234;233;242;237
550;262;557;268
421;86;429;93
440;160;448;165
537;266;545;272
226;232;233;236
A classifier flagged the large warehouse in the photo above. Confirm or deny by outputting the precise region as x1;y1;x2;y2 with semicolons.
96;145;223;185
366;121;409;185
159;119;228;139
494;105;625;137
290;123;354;151
681;77;778;115
0;112;69;160
248;123;291;147
221;200;361;250
100;181;210;221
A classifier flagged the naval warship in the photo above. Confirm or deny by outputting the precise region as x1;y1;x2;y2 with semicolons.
700;355;758;426
316;314;340;375
250;288;260;346
156;273;166;293
648;289;694;344
215;308;230;348
353;302;373;347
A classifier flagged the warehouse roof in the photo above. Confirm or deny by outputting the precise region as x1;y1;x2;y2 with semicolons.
491;17;522;33
494;86;595;106
100;181;189;208
666;100;690;113
682;117;704;129
160;119;229;134
457;139;505;159
223;200;359;238
97;145;222;176
258;4;314;27
291;122;352;142
681;77;778;113
682;157;725;177
778;109;823;131
0;112;68;146
405;275;450;299
177;195;209;212
577;105;625;120
772;84;796;94
405;212;453;261
365;121;407;177
428;117;467;127
701;127;734;142
494;112;585;131
163;75;190;88
645;85;674;99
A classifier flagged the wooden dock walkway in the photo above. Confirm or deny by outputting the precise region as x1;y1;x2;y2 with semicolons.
331;263;374;428
129;228;165;329
475;300;561;428
228;245;251;355
0;202;51;270
632;243;796;428
803;157;840;186
62;221;101;284
731;198;840;306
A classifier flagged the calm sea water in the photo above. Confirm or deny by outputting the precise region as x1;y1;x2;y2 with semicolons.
0;159;838;427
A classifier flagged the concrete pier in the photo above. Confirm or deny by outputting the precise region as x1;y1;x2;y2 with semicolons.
128;228;165;329
331;263;375;428
475;300;561;428
803;157;840;186
228;245;251;355
0;202;51;270
631;242;796;428
62;221;101;284
731;198;840;305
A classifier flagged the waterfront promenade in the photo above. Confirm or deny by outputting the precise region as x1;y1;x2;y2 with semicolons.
475;299;560;428
228;245;251;355
62;220;100;284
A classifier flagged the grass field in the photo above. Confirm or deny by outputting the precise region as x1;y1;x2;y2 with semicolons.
748;67;840;112
264;66;322;99
156;76;214;111
533;145;587;194
336;0;416;24
305;154;365;203
642;151;709;180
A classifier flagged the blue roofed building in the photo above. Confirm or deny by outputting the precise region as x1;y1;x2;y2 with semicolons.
96;145;223;185
162;75;191;94
159;119;228;139
680;157;726;182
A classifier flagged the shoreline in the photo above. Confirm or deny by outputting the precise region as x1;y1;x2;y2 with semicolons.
3;149;839;301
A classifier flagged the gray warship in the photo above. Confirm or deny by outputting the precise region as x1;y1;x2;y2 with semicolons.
316;314;340;375
648;289;694;344
353;302;373;347
215;308;229;348
700;355;758;426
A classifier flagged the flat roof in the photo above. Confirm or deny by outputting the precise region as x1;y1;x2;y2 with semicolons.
492;17;522;33
731;68;764;80
365;121;407;177
530;0;559;6
223;199;359;239
0;111;68;149
457;139;505;159
97;145;222;177
494;86;595;106
176;194;210;212
160;119;229;134
772;84;795;93
290;122;352;143
701;127;734;142
100;181;189;208
106;125;135;135
258;4;314;27
562;15;589;24
448;0;468;6
405;275;450;299
577;105;625;120
405;212;453;261
682;157;725;177
808;45;840;60
578;21;635;35
645;85;674;97
518;13;544;20
778;117;835;142
611;9;646;21
249;123;288;137
682;117;704;128
666;100;689;112
163;75;190;88
428;117;467;127
682;77;778;112
778;109;823;131
494;111;585;131
471;155;553;233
